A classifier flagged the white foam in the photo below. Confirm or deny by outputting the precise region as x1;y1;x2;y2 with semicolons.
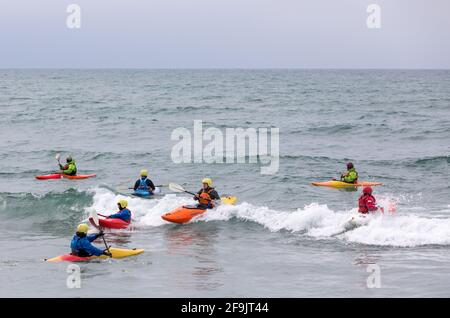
86;188;450;247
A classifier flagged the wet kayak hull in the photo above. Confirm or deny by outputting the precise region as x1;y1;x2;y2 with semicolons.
131;187;161;199
35;173;96;180
162;205;207;224
35;174;63;180
62;174;96;180
162;196;237;224
89;214;130;229
311;180;382;188
45;248;144;262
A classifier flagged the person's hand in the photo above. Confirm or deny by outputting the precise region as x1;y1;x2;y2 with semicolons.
98;231;104;236
103;250;112;257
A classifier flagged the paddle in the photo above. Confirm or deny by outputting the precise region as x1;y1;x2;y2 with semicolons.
89;210;111;257
116;184;168;192
168;183;237;206
168;183;197;196
53;153;63;174
55;153;61;164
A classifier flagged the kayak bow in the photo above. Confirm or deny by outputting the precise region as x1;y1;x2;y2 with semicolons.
89;213;130;230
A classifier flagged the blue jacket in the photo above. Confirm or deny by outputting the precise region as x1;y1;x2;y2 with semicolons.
70;234;104;257
108;208;131;222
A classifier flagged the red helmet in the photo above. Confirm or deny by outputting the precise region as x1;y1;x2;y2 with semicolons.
347;162;354;169
363;186;372;195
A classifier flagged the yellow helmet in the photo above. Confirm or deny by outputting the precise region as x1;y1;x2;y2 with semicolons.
140;169;148;177
76;223;89;234
118;199;128;209
202;178;212;187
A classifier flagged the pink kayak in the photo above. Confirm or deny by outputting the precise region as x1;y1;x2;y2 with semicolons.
89;213;130;229
35;173;96;180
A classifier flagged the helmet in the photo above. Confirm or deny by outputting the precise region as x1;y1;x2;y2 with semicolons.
67;156;73;163
118;199;128;209
140;169;148;177
202;178;212;187
363;186;372;195
76;223;89;234
347;162;354;170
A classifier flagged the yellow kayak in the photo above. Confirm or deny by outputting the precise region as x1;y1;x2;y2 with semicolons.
220;196;237;205
45;248;144;262
311;180;382;188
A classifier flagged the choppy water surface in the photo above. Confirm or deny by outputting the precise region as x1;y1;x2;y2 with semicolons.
0;70;449;297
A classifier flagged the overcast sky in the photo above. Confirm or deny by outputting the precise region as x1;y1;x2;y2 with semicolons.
1;0;449;68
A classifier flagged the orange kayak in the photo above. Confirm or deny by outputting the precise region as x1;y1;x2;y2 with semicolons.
311;180;382;188
162;196;237;224
162;205;207;224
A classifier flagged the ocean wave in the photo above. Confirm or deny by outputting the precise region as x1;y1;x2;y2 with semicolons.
86;188;450;247
412;155;450;166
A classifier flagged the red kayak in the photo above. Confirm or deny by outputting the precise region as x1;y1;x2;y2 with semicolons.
35;173;96;180
89;213;130;229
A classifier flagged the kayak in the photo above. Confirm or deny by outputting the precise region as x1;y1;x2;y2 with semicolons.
63;174;96;180
331;214;373;236
132;187;161;198
35;173;63;180
35;173;96;180
344;214;372;231
162;196;237;224
44;247;144;262
311;180;382;188
89;213;130;230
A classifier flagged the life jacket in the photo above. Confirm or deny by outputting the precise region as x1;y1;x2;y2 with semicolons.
71;236;90;257
64;160;77;176
198;188;214;207
137;177;149;191
358;194;377;214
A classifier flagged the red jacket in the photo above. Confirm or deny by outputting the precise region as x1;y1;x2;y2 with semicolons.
358;194;378;214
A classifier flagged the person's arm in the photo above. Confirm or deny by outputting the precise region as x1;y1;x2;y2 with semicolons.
108;209;131;221
343;171;357;183
366;197;378;211
210;190;220;200
133;180;140;191
63;164;76;175
80;239;104;256
194;189;201;201
146;179;156;191
86;234;100;242
107;212;120;219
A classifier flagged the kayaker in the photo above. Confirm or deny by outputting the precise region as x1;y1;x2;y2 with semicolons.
106;199;131;223
133;169;156;196
70;224;112;257
358;186;382;214
340;162;358;183
59;156;77;176
194;178;220;209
